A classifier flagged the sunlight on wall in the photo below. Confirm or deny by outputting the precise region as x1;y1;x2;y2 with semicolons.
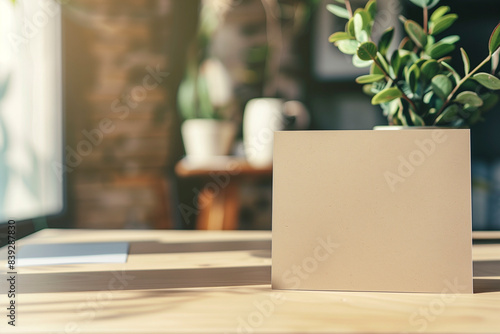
0;0;63;221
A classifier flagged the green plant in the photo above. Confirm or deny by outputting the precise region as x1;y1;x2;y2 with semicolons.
327;0;500;127
178;58;234;120
177;2;234;120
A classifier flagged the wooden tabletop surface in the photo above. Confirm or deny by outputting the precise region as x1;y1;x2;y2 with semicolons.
1;229;499;334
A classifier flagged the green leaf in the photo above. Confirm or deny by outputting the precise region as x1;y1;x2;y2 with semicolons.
357;30;369;43
460;48;470;75
392;51;411;78
357;41;378;61
424;91;434;104
404;20;427;48
365;0;377;20
371;62;384;75
430;6;450;22
410;110;425;126
326;4;350;19
337;39;358;54
408;0;427;8
492;49;499;73
390;51;401;77
421;59;440;80
352;54;373;68
427;35;435;48
455;91;483;107
431;74;452;99
378;27;394;56
353;10;371;41
384;99;401;118
426;0;440;9
347;17;355;36
356;74;385;84
414;59;427;68
354;12;364;40
430;14;458;35
396;111;409;126
440;61;461;84
473;73;500;90
489;22;500;54
480;92;499;111
439;35;460;45
329;32;353;43
197;74;216;118
377;52;392;76
363;84;376;96
408;0;439;9
178;73;196;119
435;104;459;124
399;37;415;51
371;87;402;105
407;63;421;92
467;109;483;125
427;43;455;59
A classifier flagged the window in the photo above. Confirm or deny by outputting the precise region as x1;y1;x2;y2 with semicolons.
0;0;63;222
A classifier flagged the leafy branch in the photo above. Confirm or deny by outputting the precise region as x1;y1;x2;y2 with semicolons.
327;0;500;127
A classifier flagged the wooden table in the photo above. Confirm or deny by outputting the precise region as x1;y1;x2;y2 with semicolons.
1;229;500;334
175;157;272;230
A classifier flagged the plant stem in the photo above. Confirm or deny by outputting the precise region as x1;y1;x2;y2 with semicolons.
373;53;393;80
433;54;492;123
400;92;418;117
345;0;352;18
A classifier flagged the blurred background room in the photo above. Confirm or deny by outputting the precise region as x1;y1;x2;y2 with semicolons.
1;0;500;240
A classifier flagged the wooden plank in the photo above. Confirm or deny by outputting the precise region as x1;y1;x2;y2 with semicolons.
0;229;498;334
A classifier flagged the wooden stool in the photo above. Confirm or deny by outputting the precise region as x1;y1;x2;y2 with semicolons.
175;157;272;230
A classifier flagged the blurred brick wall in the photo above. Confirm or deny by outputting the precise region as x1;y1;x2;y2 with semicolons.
63;0;198;229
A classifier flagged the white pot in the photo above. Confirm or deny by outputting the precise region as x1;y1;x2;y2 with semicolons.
181;119;237;162
373;126;435;130
243;98;285;168
243;98;309;168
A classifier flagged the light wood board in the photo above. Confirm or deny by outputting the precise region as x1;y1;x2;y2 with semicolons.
0;229;499;334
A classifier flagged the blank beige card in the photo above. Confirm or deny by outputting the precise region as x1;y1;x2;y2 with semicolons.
272;129;473;293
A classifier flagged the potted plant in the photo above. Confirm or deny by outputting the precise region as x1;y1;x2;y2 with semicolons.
326;0;500;127
178;2;237;162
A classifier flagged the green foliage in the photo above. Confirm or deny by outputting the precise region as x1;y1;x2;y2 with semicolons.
327;0;500;127
327;4;350;19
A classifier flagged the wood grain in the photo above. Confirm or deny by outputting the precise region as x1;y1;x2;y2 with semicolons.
0;229;499;334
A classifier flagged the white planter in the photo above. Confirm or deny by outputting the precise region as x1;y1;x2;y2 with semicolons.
243;98;309;168
243;98;285;168
181;119;237;162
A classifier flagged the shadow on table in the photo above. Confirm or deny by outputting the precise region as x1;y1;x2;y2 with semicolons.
129;240;271;254
473;260;500;293
473;260;500;277
17;265;271;294
473;278;500;293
